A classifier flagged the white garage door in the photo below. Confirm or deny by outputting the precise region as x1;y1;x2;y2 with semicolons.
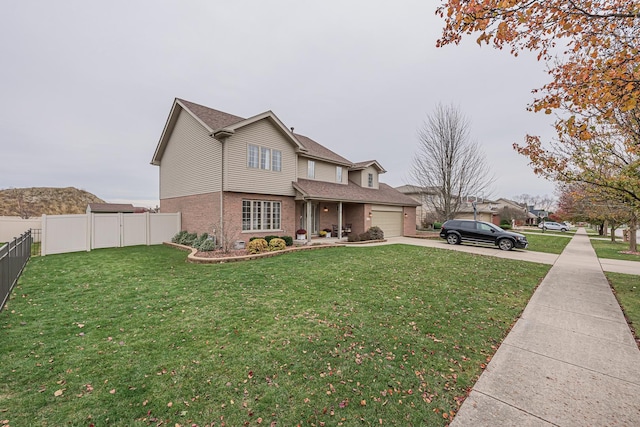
371;209;403;237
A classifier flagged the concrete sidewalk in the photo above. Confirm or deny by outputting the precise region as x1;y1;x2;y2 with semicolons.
450;229;640;426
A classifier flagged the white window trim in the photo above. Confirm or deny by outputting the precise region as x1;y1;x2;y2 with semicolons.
247;144;282;172
336;166;343;183
307;160;315;179
242;200;282;232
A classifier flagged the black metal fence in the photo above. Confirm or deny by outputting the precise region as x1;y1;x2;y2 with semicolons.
0;229;33;312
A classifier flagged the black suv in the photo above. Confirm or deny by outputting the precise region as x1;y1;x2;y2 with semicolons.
439;219;528;251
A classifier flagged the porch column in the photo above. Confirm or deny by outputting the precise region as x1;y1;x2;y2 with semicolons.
306;201;312;242
338;202;343;240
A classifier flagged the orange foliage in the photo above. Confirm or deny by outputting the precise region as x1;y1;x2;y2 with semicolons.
438;0;640;207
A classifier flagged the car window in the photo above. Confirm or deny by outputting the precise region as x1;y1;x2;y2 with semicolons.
478;223;495;232
460;222;476;230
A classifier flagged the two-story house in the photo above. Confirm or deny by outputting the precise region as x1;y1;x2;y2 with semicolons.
151;98;418;245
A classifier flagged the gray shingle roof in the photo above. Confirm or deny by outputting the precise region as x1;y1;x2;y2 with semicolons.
294;179;420;206
177;98;245;131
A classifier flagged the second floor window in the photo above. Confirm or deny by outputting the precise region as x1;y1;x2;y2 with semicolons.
336;166;343;183
248;145;259;168
260;147;271;170
307;160;315;178
272;150;282;172
248;144;281;172
368;173;374;187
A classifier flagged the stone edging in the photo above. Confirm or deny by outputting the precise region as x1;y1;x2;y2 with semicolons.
340;239;387;245
163;242;344;264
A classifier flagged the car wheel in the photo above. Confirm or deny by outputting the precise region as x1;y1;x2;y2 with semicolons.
498;238;514;251
446;233;460;245
561;228;567;232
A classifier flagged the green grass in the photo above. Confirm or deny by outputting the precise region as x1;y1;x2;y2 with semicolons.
0;245;550;426
521;233;572;255
590;238;640;261
607;272;640;338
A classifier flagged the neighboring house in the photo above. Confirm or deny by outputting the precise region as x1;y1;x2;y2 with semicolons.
396;185;499;225
151;98;418;243
396;185;439;227
397;186;533;227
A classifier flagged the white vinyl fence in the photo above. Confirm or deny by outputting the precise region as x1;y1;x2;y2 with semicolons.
0;217;42;242
41;212;181;256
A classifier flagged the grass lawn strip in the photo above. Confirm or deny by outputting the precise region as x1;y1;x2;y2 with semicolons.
519;233;572;255
589;238;640;261
1;245;550;426
607;272;640;346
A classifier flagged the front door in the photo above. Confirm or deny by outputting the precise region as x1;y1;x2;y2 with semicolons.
301;202;320;235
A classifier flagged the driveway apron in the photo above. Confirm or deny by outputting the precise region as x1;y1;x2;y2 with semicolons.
451;228;640;426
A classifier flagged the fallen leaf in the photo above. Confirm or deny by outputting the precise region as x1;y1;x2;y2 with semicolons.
167;401;173;407
109;389;116;394
54;389;64;397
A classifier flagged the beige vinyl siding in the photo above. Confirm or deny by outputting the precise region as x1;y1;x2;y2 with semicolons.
297;157;348;184
225;119;297;196
361;166;379;189
159;109;222;199
371;205;403;237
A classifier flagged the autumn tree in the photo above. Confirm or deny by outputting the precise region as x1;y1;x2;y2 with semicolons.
437;0;640;247
437;1;640;130
410;103;494;220
557;181;637;247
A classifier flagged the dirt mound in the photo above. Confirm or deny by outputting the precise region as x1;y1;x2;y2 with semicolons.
0;187;105;217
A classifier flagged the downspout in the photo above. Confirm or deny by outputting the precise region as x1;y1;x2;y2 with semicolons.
220;139;224;248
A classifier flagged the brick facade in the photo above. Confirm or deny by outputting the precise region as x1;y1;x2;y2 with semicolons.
161;192;220;235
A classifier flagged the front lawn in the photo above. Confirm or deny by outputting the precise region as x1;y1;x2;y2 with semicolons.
590;238;640;261
0;245;550;426
520;233;572;255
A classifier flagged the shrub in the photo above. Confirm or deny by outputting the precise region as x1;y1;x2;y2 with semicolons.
501;224;512;230
171;231;188;244
367;226;384;240
319;230;327;237
179;232;198;246
433;222;442;230
348;233;361;242
246;238;268;254
264;235;279;243
193;232;209;248
359;231;371;241
198;239;216;251
280;235;293;246
268;238;286;251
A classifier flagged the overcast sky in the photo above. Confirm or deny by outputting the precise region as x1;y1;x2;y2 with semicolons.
2;1;558;208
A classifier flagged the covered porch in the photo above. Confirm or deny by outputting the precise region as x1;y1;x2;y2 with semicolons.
295;200;370;240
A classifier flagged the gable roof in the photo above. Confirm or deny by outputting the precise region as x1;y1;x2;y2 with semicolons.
293;179;420;206
294;133;352;166
350;160;386;173
153;98;364;165
177;98;245;130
